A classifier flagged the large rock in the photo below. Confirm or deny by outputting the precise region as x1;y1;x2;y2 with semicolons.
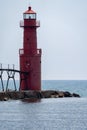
72;93;80;97
24;91;42;99
6;91;24;99
64;91;72;97
41;90;59;98
0;92;6;101
58;91;64;98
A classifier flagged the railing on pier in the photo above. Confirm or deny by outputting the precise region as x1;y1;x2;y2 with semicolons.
0;64;29;92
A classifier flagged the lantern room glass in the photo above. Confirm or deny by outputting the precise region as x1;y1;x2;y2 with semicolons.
23;14;36;19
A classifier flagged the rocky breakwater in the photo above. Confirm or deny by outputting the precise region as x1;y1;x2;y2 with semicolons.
0;90;80;101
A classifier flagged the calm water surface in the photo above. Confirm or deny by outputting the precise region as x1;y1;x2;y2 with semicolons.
0;98;87;130
0;80;87;130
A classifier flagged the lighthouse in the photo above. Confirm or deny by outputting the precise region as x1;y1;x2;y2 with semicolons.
19;6;42;90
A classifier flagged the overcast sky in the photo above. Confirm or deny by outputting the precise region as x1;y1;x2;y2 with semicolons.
0;0;87;80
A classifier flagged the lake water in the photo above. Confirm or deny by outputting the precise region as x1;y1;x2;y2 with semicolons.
0;80;87;130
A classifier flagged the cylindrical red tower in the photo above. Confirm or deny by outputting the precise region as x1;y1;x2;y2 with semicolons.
19;6;41;90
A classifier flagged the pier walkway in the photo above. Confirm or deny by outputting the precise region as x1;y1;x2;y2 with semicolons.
0;64;28;91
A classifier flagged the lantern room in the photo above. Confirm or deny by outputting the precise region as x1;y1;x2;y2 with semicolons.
23;6;36;19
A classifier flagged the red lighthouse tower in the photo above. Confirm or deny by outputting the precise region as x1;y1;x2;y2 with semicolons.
19;6;41;90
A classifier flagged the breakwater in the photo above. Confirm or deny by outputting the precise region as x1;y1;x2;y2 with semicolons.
0;90;80;101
